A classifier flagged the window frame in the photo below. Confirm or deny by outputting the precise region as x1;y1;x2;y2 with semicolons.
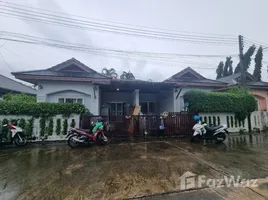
140;101;156;114
57;97;84;104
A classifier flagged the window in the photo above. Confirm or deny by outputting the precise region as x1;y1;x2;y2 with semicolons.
110;102;124;115
58;98;64;103
77;98;83;104
140;102;156;114
58;98;83;104
66;98;76;103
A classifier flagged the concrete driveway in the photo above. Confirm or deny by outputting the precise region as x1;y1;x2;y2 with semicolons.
0;134;268;200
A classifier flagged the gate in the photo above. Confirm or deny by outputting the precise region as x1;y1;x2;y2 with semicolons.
80;113;195;139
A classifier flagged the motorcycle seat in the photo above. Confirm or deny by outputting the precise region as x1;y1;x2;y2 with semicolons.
205;125;223;131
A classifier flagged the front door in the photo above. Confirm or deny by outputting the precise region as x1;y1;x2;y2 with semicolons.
110;102;124;116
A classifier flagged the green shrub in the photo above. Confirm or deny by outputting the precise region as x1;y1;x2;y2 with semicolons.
70;119;76;128
47;118;54;136
3;93;36;103
184;90;257;121
62;119;68;135
56;119;61;135
19;118;26;129
39;118;46;137
25;118;34;137
0;102;87;117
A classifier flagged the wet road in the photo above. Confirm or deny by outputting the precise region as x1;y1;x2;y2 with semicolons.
0;134;268;200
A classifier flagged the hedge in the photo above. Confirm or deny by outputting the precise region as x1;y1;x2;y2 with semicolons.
184;90;257;120
0;102;87;117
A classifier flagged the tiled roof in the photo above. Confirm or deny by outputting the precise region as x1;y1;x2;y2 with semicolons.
0;74;37;95
164;67;226;86
12;58;110;79
246;81;268;87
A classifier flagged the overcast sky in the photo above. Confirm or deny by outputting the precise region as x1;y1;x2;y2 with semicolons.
0;0;268;84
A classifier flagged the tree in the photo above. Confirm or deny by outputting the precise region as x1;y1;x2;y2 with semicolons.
120;71;135;80
253;46;263;81
228;63;233;76
216;61;224;79
234;45;256;73
102;68;118;79
223;57;233;77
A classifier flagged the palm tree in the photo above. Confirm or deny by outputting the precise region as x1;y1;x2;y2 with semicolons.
120;71;135;80
102;68;118;79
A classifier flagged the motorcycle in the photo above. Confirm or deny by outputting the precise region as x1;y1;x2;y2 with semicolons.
66;120;109;148
0;119;27;147
191;121;229;143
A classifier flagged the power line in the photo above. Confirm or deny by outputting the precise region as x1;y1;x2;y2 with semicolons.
1;46;36;68
0;51;14;71
1;37;267;73
0;35;236;71
0;12;237;46
244;37;268;47
0;5;237;42
0;31;239;59
0;0;237;39
0;3;238;45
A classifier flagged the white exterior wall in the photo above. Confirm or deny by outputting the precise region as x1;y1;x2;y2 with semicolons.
36;81;100;115
0;114;80;140
251;111;268;130
174;87;214;112
199;112;248;132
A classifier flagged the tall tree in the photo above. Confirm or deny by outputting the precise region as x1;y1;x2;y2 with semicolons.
120;71;135;80
102;68;118;79
223;57;233;77
234;45;256;73
216;61;224;79
253;46;263;81
228;61;233;75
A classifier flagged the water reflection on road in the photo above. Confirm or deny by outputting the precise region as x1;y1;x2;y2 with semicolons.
0;134;268;200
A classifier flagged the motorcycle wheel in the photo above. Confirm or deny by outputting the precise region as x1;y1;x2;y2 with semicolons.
98;133;108;145
68;135;79;148
14;134;27;147
191;135;202;142
215;132;226;143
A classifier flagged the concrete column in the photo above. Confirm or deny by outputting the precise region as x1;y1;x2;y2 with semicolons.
132;89;139;106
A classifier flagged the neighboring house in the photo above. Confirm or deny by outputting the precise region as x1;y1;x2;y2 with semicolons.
163;67;226;112
217;72;268;111
0;74;37;100
12;58;226;115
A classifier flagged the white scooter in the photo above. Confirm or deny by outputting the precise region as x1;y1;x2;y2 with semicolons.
1;120;27;147
192;121;229;143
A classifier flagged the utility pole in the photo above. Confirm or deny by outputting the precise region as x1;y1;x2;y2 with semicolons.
238;35;245;85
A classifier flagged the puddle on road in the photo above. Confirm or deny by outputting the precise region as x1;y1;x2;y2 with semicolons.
65;164;85;175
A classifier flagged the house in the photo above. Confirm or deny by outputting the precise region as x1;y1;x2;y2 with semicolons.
0;74;37;99
12;58;226;115
217;72;268;111
163;67;226;112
